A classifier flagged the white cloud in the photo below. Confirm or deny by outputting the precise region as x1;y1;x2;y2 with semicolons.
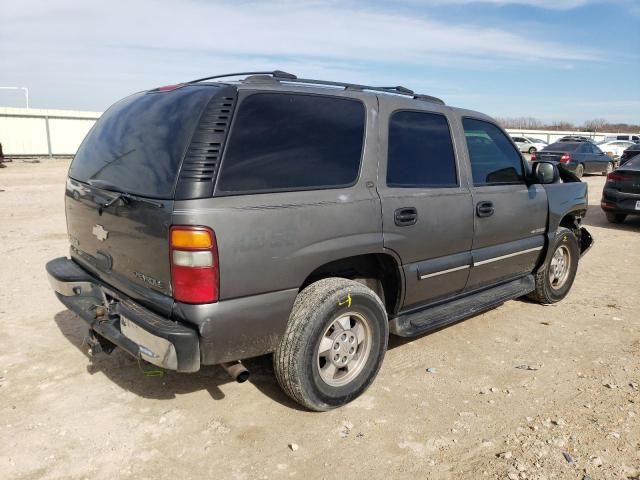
407;0;594;9
0;0;615;119
2;0;598;66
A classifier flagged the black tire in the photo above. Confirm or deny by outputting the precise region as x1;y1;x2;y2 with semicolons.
605;212;626;224
528;227;580;304
528;147;537;155
575;164;585;178
273;278;388;411
602;162;614;176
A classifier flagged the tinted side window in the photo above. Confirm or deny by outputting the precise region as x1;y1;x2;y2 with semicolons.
462;118;524;186
216;93;365;193
387;111;457;188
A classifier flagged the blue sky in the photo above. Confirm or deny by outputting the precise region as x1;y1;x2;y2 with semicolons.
1;0;638;123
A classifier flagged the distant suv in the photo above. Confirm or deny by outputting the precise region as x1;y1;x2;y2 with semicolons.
603;134;640;143
46;71;593;411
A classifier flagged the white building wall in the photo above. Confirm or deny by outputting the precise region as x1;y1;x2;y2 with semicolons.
0;107;101;156
0;115;49;155
48;117;95;155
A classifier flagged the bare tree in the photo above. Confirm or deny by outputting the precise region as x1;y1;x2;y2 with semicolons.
583;118;607;133
495;116;639;134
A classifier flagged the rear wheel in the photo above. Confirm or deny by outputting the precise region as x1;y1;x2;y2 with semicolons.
274;278;388;411
605;212;626;224
575;164;585;178
528;227;579;304
602;162;614;176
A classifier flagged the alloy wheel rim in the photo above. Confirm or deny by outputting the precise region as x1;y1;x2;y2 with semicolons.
317;311;372;387
549;245;571;290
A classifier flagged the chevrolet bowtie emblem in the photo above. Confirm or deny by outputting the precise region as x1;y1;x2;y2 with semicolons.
92;224;109;241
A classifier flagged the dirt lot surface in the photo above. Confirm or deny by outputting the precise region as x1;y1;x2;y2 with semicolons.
1;160;639;480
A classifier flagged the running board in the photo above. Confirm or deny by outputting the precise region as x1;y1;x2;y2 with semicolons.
389;275;535;337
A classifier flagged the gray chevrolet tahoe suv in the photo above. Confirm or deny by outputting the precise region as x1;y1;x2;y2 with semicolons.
46;71;593;411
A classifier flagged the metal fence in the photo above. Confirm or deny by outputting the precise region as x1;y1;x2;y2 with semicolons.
0;107;100;158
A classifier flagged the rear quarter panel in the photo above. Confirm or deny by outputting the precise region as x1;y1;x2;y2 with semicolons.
172;92;384;301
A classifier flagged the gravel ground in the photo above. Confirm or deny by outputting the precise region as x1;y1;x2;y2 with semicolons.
1;160;639;480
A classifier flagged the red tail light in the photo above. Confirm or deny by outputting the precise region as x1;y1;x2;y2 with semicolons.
560;153;571;164
169;226;219;304
607;172;629;182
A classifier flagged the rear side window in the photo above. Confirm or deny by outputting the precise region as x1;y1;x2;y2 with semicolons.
216;93;365;193
463;118;524;186
386;111;457;188
69;86;217;198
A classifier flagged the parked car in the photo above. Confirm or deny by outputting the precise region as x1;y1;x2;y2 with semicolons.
511;136;547;154
558;135;596;143
620;144;640;165
602;134;640;143
601;154;640;223
597;140;636;160
45;70;593;411
533;141;615;178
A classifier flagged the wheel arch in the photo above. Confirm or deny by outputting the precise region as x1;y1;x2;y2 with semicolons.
300;252;404;316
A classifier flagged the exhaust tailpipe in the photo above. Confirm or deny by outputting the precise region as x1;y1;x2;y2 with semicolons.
221;361;250;383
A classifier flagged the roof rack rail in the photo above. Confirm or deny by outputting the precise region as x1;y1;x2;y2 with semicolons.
186;70;445;105
276;77;445;105
378;86;415;95
187;70;297;84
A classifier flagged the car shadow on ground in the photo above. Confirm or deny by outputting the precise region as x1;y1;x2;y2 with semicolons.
582;207;640;232
54;310;306;410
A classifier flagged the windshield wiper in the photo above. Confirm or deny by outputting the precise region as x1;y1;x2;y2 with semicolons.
87;180;164;209
102;191;164;209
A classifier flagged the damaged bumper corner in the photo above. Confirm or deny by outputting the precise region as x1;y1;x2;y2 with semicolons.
46;257;200;372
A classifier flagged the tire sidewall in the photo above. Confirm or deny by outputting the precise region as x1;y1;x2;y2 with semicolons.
296;285;387;409
542;229;579;302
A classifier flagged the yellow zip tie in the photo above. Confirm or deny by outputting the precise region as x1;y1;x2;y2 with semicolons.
338;290;352;308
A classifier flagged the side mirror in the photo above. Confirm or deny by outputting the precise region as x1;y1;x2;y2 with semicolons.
533;161;559;184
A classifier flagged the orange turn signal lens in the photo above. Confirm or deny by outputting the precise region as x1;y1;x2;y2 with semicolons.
170;229;212;249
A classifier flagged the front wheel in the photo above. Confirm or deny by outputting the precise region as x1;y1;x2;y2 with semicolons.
602;162;614;176
274;278;388;411
528;227;580;304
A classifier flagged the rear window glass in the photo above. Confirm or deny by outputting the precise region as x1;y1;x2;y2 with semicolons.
545;142;581;152
69;86;217;198
216;93;365;193
387;111;457;188
626;155;640;168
